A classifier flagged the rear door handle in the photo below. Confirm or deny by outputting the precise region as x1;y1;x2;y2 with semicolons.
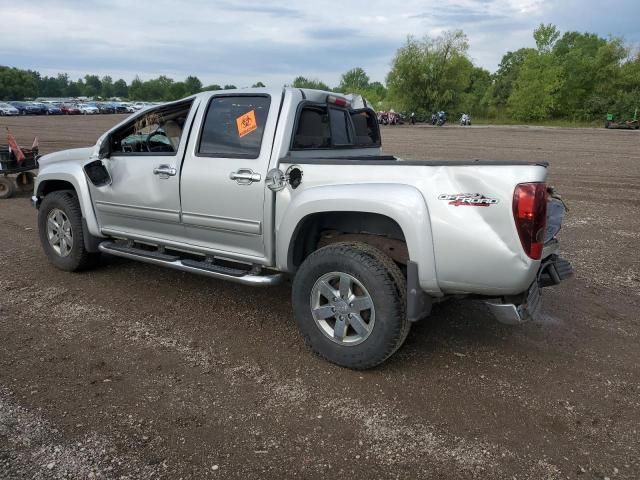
153;165;177;178
230;168;261;185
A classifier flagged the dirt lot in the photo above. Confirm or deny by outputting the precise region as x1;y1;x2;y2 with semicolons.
1;115;639;479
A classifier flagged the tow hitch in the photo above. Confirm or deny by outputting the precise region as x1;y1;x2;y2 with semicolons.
538;255;573;287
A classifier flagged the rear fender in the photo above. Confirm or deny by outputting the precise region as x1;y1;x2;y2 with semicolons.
276;183;441;294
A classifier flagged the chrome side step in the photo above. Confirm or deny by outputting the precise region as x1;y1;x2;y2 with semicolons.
99;241;284;286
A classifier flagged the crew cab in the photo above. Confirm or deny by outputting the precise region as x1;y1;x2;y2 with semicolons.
32;87;572;369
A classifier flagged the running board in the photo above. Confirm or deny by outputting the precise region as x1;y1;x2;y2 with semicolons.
98;241;283;286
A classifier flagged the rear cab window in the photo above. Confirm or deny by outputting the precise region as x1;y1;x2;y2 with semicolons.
292;103;380;150
197;95;271;158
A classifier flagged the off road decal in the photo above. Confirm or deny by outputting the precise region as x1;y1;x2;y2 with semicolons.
236;110;257;138
438;193;499;207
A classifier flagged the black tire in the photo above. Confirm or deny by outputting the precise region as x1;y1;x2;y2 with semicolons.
292;242;409;369
0;177;16;199
37;190;100;271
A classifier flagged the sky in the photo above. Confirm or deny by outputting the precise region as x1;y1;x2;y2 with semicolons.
1;0;639;87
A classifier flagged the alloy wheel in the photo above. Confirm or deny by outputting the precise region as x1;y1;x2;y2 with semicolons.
310;271;375;346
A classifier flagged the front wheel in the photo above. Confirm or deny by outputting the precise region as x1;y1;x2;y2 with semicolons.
292;242;409;369
37;191;100;271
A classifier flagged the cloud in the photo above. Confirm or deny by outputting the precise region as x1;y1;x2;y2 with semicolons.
0;0;638;87
216;1;302;17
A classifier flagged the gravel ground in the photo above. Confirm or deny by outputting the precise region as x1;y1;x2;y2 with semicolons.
0;115;639;479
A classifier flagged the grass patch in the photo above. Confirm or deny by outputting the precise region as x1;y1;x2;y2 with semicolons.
472;117;602;128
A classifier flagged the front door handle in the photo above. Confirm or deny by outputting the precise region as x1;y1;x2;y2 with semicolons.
153;165;177;178
230;168;261;185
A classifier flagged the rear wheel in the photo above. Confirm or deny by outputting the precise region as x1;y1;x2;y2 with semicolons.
38;191;100;271
0;177;16;199
292;242;409;369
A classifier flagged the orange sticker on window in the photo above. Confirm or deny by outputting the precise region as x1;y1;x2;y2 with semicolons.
236;110;258;138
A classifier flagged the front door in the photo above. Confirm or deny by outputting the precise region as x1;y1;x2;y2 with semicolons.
88;99;197;243
180;94;278;262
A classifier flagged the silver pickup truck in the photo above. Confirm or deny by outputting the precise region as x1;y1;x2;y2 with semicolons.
32;87;572;369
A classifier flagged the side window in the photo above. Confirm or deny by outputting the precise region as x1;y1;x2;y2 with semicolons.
350;110;380;146
293;107;330;148
110;100;193;155
198;96;270;158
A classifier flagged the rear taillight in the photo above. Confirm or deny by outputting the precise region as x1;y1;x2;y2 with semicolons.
513;182;547;260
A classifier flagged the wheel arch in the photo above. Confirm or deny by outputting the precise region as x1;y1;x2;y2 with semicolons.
276;183;440;294
287;211;407;270
35;166;102;239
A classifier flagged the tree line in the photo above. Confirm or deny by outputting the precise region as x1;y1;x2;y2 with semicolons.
1;24;638;121
0;69;248;102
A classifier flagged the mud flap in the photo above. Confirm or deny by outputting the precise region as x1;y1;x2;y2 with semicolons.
407;261;432;322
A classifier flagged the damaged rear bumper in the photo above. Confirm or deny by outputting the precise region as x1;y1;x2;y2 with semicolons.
486;254;573;325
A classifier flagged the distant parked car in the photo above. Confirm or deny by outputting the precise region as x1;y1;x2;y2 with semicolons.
96;102;116;114
77;103;100;115
0;102;20;116
9;101;42;115
43;103;63;115
29;102;51;115
111;103;129;114
132;102;150;111
117;102;136;113
60;103;81;115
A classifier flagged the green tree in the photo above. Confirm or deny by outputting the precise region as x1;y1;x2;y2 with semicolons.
291;76;330;90
252;81;266;88
184;75;202;95
66;79;82;98
113;79;128;98
362;81;387;108
168;81;188;100
488;48;535;110
56;73;71;97
128;76;144;99
534;23;560;53
202;84;222;91
338;67;369;92
508;50;563;120
0;66;38;100
83;74;102;97
101;75;114;98
459;66;491;116
223;84;237;90
386;30;473;114
39;75;64;97
506;25;564;121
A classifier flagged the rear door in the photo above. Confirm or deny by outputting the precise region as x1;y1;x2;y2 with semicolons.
180;92;280;262
88;99;198;243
